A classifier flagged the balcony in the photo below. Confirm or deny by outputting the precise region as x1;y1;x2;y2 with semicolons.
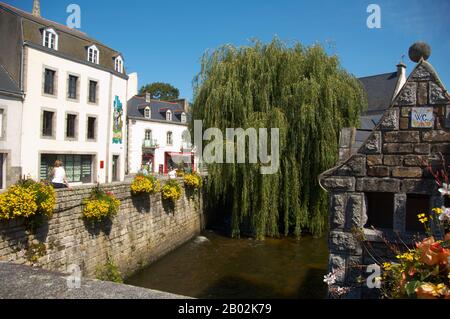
142;139;159;149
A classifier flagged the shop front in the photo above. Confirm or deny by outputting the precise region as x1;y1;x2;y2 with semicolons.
40;154;93;184
164;152;194;174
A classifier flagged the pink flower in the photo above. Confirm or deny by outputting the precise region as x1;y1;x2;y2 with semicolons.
438;183;449;197
439;208;450;222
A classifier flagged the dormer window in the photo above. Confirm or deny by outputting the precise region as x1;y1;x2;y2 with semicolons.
144;106;151;119
115;55;123;73
181;112;187;123
43;28;58;50
166;110;172;121
87;45;99;64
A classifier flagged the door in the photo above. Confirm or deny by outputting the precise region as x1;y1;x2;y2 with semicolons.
112;155;120;182
142;153;154;173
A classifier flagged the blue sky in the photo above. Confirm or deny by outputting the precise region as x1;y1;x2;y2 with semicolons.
7;0;450;101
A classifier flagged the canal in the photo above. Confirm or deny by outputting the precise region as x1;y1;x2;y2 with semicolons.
125;231;329;299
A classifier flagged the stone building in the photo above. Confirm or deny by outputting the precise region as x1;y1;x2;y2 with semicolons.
319;43;450;298
339;62;406;159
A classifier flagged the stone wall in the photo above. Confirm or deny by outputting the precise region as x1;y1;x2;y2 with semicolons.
0;179;205;279
320;60;450;298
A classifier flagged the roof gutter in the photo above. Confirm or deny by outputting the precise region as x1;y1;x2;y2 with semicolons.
0;89;24;99
127;116;188;127
24;41;129;80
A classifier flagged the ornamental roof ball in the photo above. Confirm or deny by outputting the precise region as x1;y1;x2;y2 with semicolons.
409;42;431;63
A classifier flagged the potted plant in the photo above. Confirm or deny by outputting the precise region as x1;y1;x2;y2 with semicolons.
82;185;120;223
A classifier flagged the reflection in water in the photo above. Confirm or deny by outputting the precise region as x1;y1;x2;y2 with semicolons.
125;231;329;299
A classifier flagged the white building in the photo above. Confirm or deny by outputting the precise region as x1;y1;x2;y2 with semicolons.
127;93;194;175
0;1;137;187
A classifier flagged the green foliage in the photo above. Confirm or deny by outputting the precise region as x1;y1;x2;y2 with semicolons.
191;38;367;239
96;257;123;283
139;82;180;101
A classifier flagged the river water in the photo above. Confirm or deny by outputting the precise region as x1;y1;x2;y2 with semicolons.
125;230;329;299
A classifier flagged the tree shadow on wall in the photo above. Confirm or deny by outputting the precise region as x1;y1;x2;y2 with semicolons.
0;215;50;260
131;194;151;213
23;214;50;242
83;217;113;237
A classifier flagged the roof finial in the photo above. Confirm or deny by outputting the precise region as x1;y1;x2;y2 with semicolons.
32;0;41;17
408;42;431;63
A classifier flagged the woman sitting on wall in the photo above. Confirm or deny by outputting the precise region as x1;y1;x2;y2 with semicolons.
51;160;70;189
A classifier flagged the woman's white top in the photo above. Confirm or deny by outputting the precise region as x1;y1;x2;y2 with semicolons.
52;167;66;184
168;170;177;179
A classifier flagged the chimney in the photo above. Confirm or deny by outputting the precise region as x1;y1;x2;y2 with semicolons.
173;99;189;113
145;92;151;103
32;0;41;17
392;62;406;101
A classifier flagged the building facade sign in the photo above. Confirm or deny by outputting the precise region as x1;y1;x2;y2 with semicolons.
113;96;124;144
411;107;434;128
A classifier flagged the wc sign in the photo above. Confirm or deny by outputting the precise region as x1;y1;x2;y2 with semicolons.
411;107;434;128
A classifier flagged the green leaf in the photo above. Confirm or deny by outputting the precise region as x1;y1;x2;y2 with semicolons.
405;281;421;297
191;37;367;238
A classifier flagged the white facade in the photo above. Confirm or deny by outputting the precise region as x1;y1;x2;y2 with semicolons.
127;118;192;175
0;2;136;187
20;46;130;185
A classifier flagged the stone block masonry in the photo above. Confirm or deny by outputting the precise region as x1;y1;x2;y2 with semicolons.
0;180;205;279
320;59;450;299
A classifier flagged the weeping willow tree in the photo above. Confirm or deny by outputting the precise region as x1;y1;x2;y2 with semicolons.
191;38;367;239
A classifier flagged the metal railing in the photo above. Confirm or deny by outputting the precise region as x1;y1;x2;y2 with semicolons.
142;139;159;148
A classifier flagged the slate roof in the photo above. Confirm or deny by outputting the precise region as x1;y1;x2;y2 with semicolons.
359;72;398;115
127;96;188;124
352;71;400;151
0;63;21;96
0;1;125;77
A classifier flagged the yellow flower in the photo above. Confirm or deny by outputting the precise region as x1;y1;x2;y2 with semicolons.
82;189;120;221
432;208;443;215
416;283;449;299
417;213;429;224
131;175;159;195
0;180;54;221
183;173;202;189
161;180;182;202
383;262;392;271
396;252;415;262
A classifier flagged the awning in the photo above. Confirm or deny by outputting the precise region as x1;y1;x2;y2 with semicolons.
168;153;193;165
